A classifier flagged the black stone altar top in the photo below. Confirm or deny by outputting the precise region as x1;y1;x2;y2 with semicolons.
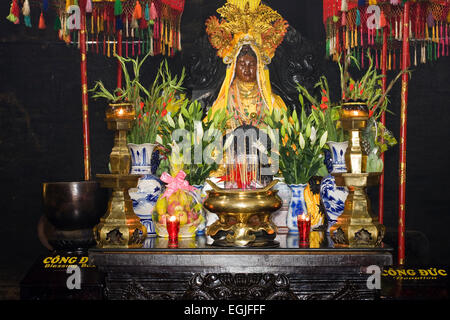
89;232;393;274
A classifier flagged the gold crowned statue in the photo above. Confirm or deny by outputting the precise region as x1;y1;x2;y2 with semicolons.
205;0;288;129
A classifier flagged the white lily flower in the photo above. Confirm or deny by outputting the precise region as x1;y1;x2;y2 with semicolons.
194;120;203;145
299;132;305;150
310;126;317;144
319;131;328;148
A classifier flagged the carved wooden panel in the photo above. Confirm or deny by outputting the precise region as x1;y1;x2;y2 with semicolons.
183;273;298;300
102;272;378;300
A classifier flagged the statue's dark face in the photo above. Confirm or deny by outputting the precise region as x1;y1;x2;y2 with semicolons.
236;54;257;83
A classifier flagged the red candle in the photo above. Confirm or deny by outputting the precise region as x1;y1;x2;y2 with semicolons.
168;237;178;248
297;214;311;243
166;215;180;246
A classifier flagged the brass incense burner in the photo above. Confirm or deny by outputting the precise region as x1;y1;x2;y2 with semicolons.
93;103;147;248
330;101;385;248
204;180;282;247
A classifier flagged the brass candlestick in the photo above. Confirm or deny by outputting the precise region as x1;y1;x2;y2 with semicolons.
329;102;385;248
93;103;147;248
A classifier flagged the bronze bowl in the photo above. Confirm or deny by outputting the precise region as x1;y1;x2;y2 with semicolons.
204;180;282;247
42;181;108;252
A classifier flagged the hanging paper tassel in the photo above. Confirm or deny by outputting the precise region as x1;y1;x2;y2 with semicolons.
427;12;434;29
356;9;361;27
361;47;364;68
390;0;400;5
393;50;396;70
414;45;417;66
23;0;32;28
350;27;354;48
54;16;61;31
369;0;377;5
86;0;93;14
6;0;20;25
145;3;150;21
388;50;391;70
395;17;398;40
375;49;379;69
341;0;348;12
107;35;111;57
39;11;46;29
24;14;31;28
446;23;449;56
150;1;157;19
360;24;363;46
134;1;143;20
358;0;365;7
114;0;123;16
43;0;49;12
116;16;124;31
432;23;436;43
96;33;99;55
380;11;387;28
113;35;116;56
131;16;139;29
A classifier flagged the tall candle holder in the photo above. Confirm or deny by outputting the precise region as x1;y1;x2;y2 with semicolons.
329;101;385;248
93;103;147;248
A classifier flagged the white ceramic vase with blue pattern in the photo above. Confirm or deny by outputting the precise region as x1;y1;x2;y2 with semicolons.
128;143;162;237
272;177;292;233
320;141;349;232
192;184;207;236
287;183;308;233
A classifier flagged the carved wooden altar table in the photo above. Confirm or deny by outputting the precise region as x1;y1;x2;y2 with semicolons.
89;233;392;300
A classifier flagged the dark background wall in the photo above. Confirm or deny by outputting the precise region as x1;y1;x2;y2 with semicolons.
0;0;449;284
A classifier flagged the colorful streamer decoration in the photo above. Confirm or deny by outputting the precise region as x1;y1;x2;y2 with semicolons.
323;0;450;68
5;0;185;58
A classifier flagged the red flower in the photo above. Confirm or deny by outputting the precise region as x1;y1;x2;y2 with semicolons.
320;103;328;110
360;89;364;95
321;96;329;103
349;83;355;91
312;105;318;110
146;112;149;117
161;109;168;117
369;109;374;117
322;89;327;95
140;102;144;110
138;113;142;119
163;102;167;108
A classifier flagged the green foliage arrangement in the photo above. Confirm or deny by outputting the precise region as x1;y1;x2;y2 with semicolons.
90;53;186;145
297;76;345;143
157;101;230;185
263;104;328;185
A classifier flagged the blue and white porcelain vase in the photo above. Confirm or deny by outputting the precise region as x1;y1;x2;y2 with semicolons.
128;143;162;237
287;183;308;233
272;177;292;233
192;184;207;236
320;141;349;232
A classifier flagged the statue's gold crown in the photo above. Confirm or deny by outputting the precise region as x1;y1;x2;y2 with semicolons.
205;0;288;64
